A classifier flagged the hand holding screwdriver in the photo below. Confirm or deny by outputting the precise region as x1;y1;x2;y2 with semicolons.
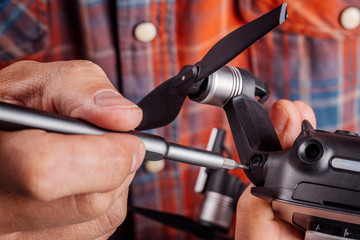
0;100;247;170
0;60;145;239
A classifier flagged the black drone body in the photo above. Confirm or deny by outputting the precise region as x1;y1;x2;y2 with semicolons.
220;73;360;238
256;121;360;238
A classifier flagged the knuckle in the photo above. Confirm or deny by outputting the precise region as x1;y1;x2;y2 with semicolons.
18;134;57;201
62;60;104;76
20;159;54;201
96;194;128;233
99;210;127;233
74;192;116;220
8;60;38;69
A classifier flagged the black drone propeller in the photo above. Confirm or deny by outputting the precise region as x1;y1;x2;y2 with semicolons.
136;3;288;131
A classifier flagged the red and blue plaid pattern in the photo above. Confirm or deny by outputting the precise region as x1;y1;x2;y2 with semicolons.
1;0;360;239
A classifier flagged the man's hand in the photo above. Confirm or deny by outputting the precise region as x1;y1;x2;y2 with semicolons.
235;100;317;240
0;60;145;239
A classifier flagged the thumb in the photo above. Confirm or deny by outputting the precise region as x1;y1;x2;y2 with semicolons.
43;60;142;131
269;100;316;150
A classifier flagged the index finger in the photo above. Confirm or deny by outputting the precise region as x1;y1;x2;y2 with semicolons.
0;130;145;201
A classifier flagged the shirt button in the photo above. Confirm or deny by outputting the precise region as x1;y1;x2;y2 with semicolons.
134;22;157;42
144;159;165;173
340;7;360;30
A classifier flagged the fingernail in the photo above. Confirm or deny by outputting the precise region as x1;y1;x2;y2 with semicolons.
271;104;289;135
94;90;136;108
131;143;145;173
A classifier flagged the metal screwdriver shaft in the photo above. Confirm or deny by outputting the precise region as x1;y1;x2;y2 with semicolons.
0;101;246;171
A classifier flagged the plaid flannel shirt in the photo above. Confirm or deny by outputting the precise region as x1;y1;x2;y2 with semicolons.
1;0;360;239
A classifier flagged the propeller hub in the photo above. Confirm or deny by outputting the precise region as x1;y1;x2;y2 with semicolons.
190;66;243;107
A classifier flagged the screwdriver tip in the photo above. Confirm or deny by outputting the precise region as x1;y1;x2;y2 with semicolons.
223;158;250;170
235;162;250;170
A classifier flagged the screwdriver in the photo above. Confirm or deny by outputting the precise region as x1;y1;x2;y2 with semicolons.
0;101;248;170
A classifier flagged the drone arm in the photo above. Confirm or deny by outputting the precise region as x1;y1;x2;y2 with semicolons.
223;74;282;186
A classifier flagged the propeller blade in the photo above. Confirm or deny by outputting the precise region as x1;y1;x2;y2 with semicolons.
136;3;287;130
136;65;198;130
195;3;287;81
136;77;186;131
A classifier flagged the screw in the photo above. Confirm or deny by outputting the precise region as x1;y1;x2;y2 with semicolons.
250;154;263;167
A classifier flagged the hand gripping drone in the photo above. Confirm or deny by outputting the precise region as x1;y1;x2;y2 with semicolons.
136;2;360;239
1;2;359;240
